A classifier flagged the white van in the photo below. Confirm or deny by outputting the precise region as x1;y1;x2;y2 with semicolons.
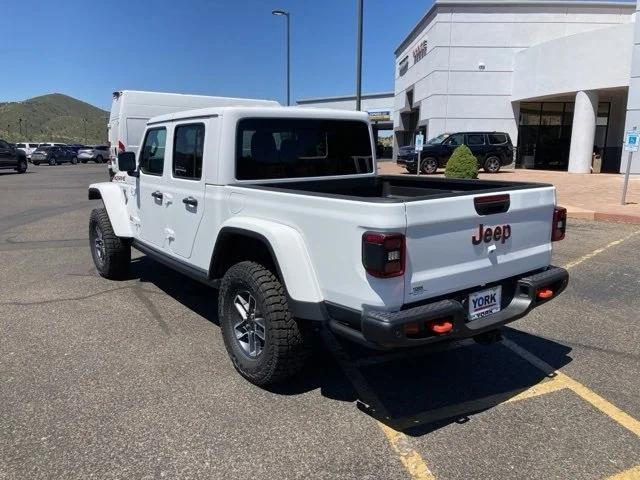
107;90;279;179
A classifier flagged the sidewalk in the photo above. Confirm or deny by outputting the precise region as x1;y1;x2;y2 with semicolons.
378;162;640;223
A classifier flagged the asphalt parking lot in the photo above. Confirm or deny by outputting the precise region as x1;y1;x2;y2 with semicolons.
1;164;639;480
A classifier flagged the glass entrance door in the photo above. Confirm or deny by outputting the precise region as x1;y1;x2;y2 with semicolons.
516;101;610;171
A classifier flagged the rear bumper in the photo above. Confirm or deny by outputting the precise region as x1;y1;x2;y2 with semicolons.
328;266;568;349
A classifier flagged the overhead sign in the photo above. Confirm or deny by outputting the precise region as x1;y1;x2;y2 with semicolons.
368;110;391;122
415;133;424;152
624;130;639;152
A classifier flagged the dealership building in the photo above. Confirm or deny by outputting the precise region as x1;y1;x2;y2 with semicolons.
393;0;640;173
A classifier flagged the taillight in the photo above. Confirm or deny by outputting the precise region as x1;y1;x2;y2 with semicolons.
118;141;125;154
552;206;567;241
362;232;405;278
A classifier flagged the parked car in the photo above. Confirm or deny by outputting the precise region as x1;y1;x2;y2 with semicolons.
15;142;40;161
88;105;568;387
65;144;86;154
397;132;514;174
31;145;78;165
0;139;28;173
78;145;109;164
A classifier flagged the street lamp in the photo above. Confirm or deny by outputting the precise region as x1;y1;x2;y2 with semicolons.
355;0;363;111
272;9;290;106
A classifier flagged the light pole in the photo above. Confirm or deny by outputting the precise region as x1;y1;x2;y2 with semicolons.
355;0;363;111
272;9;290;106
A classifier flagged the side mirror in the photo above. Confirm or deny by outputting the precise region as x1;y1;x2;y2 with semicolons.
117;151;137;174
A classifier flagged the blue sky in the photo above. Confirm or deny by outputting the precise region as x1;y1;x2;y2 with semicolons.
0;0;428;110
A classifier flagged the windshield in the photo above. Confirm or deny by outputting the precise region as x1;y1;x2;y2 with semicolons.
426;134;449;145
236;118;373;180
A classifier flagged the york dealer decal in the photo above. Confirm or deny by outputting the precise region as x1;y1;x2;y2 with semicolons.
472;224;511;245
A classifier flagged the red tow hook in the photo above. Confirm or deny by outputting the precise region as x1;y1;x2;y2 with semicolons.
536;288;554;300
427;319;453;334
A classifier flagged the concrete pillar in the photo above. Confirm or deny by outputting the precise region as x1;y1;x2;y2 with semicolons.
568;90;599;173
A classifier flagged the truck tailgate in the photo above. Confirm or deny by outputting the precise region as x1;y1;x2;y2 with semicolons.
403;186;556;304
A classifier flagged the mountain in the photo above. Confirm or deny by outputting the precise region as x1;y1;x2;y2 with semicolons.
0;93;108;144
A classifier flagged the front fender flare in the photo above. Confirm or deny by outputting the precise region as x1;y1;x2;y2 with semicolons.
215;217;323;306
88;182;132;238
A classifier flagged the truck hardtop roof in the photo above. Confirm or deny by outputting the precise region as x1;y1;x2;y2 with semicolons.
146;106;371;125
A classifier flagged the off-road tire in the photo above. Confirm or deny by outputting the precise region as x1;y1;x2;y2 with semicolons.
218;261;308;386
89;208;130;280
421;157;439;174
16;159;27;173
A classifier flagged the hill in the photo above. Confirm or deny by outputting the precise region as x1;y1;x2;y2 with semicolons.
0;93;108;144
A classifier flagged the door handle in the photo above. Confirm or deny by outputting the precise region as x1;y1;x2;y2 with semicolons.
182;196;198;207
151;191;163;200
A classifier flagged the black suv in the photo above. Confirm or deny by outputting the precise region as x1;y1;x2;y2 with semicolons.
0;139;28;173
397;132;513;174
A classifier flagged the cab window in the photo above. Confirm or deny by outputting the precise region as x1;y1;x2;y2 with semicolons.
173;123;205;180
139;127;167;175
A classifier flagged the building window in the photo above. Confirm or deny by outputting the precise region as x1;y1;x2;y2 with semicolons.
398;56;409;77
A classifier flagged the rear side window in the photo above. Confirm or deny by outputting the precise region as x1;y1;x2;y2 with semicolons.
236;118;373;180
488;133;508;145
173;123;205;180
466;134;485;146
139;128;167;176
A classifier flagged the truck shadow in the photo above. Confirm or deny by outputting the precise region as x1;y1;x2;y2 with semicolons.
128;256;573;437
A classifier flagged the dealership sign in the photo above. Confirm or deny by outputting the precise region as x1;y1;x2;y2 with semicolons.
368;110;391;122
413;39;428;63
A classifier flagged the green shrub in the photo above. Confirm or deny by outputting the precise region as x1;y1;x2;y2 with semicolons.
444;145;479;179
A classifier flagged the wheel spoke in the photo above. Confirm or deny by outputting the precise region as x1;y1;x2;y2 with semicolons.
234;294;249;320
254;317;265;340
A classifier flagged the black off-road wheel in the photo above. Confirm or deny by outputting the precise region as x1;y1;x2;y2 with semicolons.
89;208;130;280
218;261;308;386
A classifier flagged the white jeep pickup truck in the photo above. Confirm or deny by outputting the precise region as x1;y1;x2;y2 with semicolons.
88;105;568;386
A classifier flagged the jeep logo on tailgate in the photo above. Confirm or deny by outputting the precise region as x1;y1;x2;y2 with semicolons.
472;224;511;245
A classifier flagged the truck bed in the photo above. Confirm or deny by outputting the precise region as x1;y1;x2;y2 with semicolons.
239;175;551;202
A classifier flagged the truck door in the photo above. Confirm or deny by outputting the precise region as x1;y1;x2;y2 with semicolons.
162;122;207;259
0;140;14;167
138;127;168;247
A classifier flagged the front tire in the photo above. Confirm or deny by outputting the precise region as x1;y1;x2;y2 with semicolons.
96;155;103;164
49;157;57;166
89;208;131;280
71;156;78;165
16;159;28;173
218;261;308;386
33;161;40;166
484;156;502;173
420;157;438;174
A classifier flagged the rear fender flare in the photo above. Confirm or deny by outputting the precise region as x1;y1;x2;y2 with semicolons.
88;183;132;238
212;217;323;305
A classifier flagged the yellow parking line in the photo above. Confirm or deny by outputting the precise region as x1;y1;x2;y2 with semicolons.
503;339;640;437
563;229;640;270
378;423;436;480
605;465;640;480
503;378;567;404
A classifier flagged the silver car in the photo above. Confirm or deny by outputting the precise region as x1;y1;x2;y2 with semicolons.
78;145;109;163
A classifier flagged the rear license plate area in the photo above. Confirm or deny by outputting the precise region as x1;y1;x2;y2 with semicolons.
468;285;502;321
